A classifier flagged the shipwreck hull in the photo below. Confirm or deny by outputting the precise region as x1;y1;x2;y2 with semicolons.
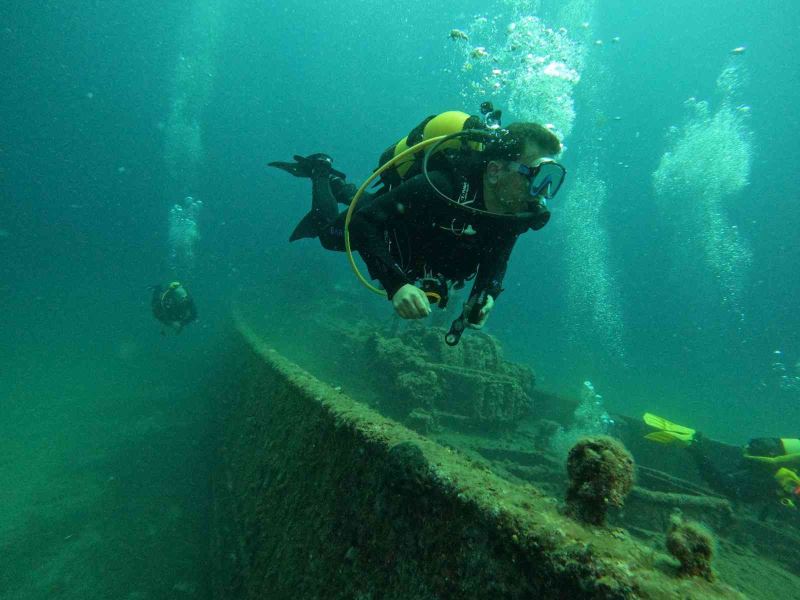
209;317;742;600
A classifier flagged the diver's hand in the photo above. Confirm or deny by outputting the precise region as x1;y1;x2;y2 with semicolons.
467;294;494;329
392;284;431;320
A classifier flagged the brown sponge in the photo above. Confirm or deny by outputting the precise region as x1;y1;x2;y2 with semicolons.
565;436;634;526
666;512;716;581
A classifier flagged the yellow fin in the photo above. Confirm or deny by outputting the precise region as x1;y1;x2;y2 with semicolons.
644;431;692;446
643;412;695;437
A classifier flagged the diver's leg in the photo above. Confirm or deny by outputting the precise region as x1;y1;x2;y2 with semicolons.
289;173;339;242
311;174;340;225
317;209;348;251
330;176;358;205
316;186;378;250
293;174;374;246
687;439;741;501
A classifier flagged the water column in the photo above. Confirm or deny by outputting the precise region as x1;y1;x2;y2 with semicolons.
453;0;625;358
554;1;626;359
163;0;226;276
454;1;579;141
652;59;753;316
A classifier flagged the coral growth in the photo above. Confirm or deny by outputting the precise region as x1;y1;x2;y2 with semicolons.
565;436;634;525
366;325;534;430
666;512;716;581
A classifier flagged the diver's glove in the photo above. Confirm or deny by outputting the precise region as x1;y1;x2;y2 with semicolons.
445;291;493;346
467;294;494;329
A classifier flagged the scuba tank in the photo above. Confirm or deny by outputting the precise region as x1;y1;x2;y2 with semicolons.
375;104;501;191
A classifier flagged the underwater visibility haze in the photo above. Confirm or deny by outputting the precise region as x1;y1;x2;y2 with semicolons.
1;0;799;598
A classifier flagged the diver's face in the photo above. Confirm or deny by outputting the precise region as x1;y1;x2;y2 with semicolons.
486;143;549;215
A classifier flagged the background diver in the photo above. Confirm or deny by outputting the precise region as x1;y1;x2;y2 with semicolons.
643;412;800;515
150;281;197;334
269;109;564;339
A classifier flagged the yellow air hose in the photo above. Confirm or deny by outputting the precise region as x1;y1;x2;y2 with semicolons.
344;135;448;296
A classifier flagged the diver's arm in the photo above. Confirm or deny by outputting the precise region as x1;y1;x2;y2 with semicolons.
348;172;455;299
459;235;516;328
468;233;517;303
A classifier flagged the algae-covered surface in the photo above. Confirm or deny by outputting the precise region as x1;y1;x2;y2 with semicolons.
429;429;800;600
225;300;800;600
209;309;779;599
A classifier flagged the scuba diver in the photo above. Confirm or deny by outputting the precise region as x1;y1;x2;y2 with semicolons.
269;106;564;345
643;413;800;513
150;281;197;334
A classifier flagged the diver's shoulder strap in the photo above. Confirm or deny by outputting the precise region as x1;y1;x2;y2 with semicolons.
406;115;437;146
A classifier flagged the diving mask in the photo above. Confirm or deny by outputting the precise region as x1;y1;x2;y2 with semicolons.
509;158;566;200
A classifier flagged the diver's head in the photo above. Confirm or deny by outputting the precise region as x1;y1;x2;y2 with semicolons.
482;123;564;229
745;437;785;458
167;281;189;301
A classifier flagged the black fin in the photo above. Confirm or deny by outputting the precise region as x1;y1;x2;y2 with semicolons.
268;154;346;180
289;211;319;242
268;160;309;178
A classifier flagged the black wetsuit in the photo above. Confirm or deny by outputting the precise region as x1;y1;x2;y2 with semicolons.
307;169;539;304
151;285;197;329
688;436;778;504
